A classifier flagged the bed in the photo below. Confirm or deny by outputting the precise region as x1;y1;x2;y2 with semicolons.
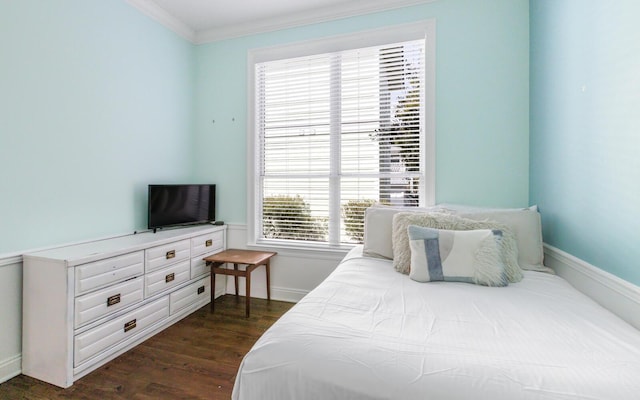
232;206;640;400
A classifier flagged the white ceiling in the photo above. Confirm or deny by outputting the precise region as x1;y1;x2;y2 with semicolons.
125;0;434;44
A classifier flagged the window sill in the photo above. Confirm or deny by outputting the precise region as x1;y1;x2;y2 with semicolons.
246;240;353;261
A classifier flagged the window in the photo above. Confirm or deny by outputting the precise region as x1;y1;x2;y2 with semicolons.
248;21;435;250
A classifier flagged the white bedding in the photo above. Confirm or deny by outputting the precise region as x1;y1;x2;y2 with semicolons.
232;246;640;400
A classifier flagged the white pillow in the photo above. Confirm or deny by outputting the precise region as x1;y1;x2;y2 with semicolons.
408;225;508;287
362;204;444;259
453;208;546;272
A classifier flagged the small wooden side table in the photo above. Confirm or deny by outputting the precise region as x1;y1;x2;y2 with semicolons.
204;249;276;317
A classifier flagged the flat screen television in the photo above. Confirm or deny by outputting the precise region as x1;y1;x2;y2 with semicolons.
148;184;216;230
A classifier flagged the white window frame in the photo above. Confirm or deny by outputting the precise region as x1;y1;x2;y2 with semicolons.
246;20;436;251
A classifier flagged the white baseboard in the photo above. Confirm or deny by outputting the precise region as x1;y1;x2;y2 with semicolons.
544;244;640;330
220;286;307;304
0;354;21;384
271;286;308;303
214;286;226;300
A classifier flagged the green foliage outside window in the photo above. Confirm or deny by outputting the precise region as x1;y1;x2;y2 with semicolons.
263;195;327;241
342;199;378;243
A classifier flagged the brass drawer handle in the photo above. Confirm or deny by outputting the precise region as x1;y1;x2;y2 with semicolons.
197;285;205;295
165;273;175;283
107;294;121;307
205;239;213;247
166;250;176;259
124;319;137;333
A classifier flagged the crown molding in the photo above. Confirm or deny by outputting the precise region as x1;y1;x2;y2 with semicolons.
195;0;435;44
126;0;436;45
125;0;196;43
195;0;436;44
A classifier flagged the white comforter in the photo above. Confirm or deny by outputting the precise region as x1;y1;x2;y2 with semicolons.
232;247;640;400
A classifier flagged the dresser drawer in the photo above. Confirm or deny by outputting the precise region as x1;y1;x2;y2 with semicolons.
170;276;210;315
191;231;224;257
74;277;144;329
75;251;144;295
190;257;211;279
74;296;169;367
145;260;190;298
145;239;190;273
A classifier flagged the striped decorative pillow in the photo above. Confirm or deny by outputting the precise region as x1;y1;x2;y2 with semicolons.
407;225;508;287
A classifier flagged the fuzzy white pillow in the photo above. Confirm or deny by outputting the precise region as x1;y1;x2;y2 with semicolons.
407;225;508;287
392;212;523;283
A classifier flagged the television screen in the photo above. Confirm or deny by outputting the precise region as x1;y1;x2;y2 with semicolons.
148;184;216;230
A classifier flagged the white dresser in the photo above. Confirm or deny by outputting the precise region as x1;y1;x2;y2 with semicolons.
21;225;226;388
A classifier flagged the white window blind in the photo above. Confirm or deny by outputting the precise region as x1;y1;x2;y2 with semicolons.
255;39;426;246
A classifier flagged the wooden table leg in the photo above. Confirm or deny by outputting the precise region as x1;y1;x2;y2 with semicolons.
210;265;216;313
266;260;271;301
234;263;239;301
245;266;252;318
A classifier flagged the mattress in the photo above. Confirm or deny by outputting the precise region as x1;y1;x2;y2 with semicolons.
232;246;640;400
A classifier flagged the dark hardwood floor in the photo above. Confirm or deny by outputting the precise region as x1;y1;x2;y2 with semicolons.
0;295;294;400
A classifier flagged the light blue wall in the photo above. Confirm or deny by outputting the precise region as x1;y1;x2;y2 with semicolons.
530;1;640;285
0;0;530;254
0;1;195;254
192;0;530;224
